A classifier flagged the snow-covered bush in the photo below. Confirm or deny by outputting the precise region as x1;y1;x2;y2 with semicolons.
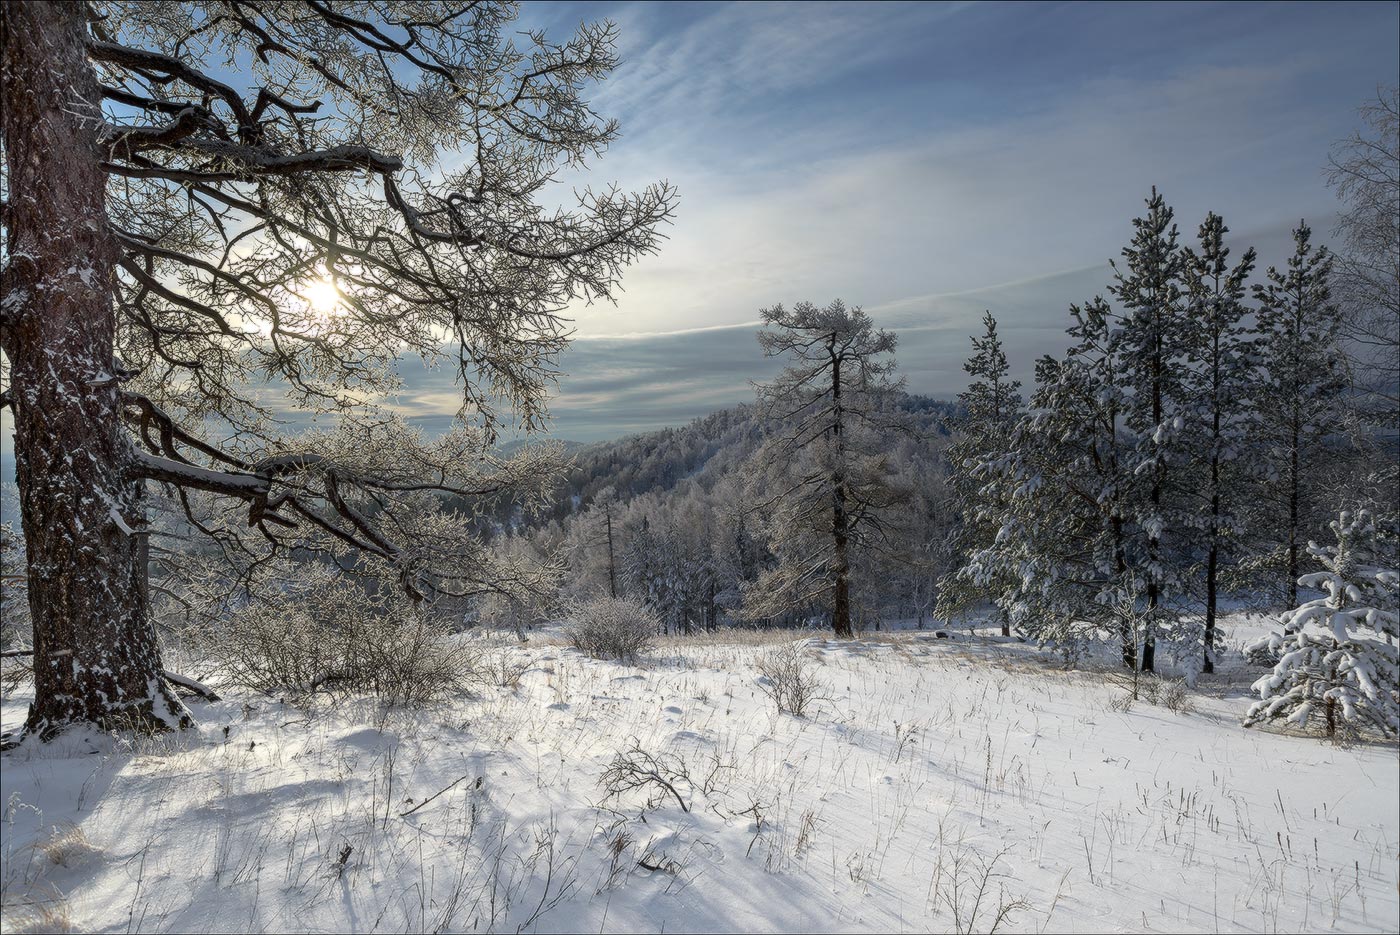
197;563;469;707
565;597;657;662
1244;510;1399;739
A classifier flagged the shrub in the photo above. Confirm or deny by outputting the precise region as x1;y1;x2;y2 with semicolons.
756;641;823;716
566;597;657;662
196;563;468;707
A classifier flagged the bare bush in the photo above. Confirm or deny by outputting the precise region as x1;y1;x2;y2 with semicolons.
600;745;691;812
471;646;531;690
1107;671;1191;715
566;598;657;663
35;824;100;869
1;524;32;700
0;654;31;703
756;641;823;716
932;846;1032;935
3;897;75;935
1158;678;1191;714
196;563;468;707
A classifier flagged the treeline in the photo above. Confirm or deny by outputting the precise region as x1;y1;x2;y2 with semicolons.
485;390;955;634
936;190;1396;674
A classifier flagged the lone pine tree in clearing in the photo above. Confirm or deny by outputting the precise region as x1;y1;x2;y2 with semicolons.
744;300;907;638
0;1;674;738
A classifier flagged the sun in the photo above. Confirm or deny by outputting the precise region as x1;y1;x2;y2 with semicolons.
305;277;341;316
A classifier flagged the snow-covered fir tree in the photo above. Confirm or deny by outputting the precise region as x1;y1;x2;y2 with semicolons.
966;300;1142;666
938;311;1023;636
1252;223;1350;605
1180;212;1259;673
1245;510;1399;739
1107;188;1191;672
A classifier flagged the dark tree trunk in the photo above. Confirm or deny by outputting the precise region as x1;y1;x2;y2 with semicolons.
1112;514;1136;670
1204;418;1221;676
829;342;853;639
1287;419;1300;606
1141;328;1163;675
1204;539;1218;675
1;1;187;737
604;504;617;599
1204;342;1223;675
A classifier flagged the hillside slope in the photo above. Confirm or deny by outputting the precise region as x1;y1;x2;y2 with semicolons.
2;618;1394;934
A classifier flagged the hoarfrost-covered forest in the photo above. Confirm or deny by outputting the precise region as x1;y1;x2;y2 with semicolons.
0;2;1397;933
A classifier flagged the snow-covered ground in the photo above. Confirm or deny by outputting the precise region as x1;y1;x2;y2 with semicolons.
2;617;1397;934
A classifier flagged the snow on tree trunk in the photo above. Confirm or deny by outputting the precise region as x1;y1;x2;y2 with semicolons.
1;1;189;736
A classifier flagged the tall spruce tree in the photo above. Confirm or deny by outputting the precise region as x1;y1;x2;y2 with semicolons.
1181;213;1258;674
1107;188;1189;671
1253;223;1349;605
937;312;1023;635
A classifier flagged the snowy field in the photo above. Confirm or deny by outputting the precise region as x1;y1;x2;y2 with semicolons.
2;617;1397;934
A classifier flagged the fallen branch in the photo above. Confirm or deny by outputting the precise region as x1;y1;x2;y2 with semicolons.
162;669;221;702
600;745;691;813
400;773;481;818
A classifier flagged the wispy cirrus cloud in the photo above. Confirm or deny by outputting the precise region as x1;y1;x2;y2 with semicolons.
3;2;1395;468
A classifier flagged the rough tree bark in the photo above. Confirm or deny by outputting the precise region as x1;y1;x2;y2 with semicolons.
1;1;189;736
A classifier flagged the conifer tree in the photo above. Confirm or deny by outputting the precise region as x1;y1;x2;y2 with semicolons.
743;301;905;637
966;301;1140;666
1252;223;1349;605
1107;188;1189;672
938;312;1023;635
1245;510;1398;739
1181;213;1258;673
0;1;674;737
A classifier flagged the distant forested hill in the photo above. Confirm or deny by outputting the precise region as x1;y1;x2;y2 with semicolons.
521;393;956;528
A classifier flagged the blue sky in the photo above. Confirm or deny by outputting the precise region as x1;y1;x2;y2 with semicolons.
2;1;1397;478
444;0;1396;440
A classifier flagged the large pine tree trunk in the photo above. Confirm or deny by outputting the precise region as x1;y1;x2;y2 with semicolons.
1;1;188;737
1204;538;1218;675
1111;515;1136;670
